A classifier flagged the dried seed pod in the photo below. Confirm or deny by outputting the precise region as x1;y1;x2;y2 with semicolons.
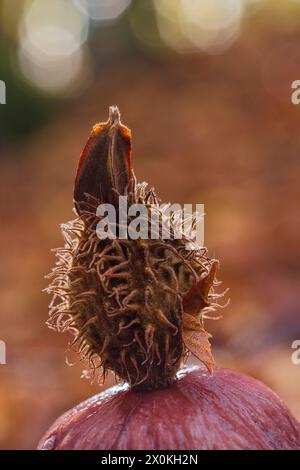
46;106;223;390
74;106;134;212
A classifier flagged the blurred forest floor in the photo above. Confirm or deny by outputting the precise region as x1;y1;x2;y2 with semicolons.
1;21;300;449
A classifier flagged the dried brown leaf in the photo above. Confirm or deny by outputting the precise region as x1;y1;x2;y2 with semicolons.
182;312;214;373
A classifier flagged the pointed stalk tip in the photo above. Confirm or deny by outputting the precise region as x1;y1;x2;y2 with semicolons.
109;105;121;127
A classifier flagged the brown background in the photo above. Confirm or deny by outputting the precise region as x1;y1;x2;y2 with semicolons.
0;0;300;449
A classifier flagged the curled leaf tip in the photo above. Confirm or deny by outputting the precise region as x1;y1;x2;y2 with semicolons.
183;260;218;315
182;312;215;374
182;261;219;373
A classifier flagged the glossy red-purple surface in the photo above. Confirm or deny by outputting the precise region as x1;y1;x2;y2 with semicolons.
37;367;300;450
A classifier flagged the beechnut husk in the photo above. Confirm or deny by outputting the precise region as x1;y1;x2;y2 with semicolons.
46;106;226;390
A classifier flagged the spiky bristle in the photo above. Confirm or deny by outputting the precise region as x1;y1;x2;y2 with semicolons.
46;183;223;389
